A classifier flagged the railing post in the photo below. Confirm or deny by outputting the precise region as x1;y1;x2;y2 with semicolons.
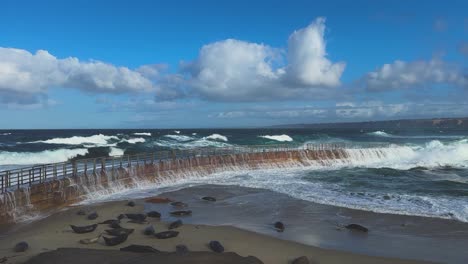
53;164;57;179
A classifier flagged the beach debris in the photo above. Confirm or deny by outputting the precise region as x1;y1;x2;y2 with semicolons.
79;235;102;245
127;201;136;207
103;234;128;246
292;256;310;264
76;209;86;216
14;241;29;252
170;210;192;216
175;244;189;255
154;231;179;239
345;224;368;232
105;228;134;236
274;221;285;232
120;245;160;253
171;201;188;208
70;224;98;234
143;225;156;236
87;212;99;220
146;211;161;218
169;219;183;230
208;240;224;253
125;213;147;222
202;196;216;202
145;197;173;204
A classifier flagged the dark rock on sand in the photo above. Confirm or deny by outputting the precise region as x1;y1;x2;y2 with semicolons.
146;211;161;218
169;219;183;230
125;213;147;221
154;231;179;239
175;244;189;255
14;241;29;252
292;256;310;264
127;201;136;207
345;224;368;232
120;245;160;253
105;228;134;236
143;225;156;236
87;212;98;220
202;196;216;202
70;224;98;234
171;201;188;208
103;234;128;246
274;221;285;232
170;210;192;216
209;240;224;253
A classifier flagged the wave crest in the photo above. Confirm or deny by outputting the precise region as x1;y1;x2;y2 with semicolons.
259;134;293;142
0;148;88;166
31;134;118;146
133;132;152;136
204;134;228;142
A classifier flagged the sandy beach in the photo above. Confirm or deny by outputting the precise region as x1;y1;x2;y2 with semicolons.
0;194;434;264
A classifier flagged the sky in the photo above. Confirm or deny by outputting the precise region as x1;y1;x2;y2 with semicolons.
0;0;467;128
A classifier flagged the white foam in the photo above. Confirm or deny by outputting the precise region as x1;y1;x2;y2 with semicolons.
109;147;124;157
368;131;392;137
204;134;228;142
0;133;11;136
120;138;145;144
0;148;88;165
153;138;231;149
174;130;181;134
31;134;118;146
192;133;197;136
133;132;152;136
259;134;293;142
164;135;194;141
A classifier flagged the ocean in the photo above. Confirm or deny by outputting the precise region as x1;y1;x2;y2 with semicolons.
1;127;467;224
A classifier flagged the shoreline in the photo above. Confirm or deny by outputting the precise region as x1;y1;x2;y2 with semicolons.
0;194;433;264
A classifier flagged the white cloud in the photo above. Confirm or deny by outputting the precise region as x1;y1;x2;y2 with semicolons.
0;47;154;104
363;59;467;91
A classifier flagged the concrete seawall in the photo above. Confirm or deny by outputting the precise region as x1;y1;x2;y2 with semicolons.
0;149;348;224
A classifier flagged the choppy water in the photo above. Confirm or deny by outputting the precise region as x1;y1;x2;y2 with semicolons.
1;128;468;222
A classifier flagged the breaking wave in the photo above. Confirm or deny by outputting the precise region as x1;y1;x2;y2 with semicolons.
0;148;88;166
30;134;118;146
109;147;124;157
164;135;194;141
0;133;11;136
259;134;293;142
120;138;146;144
133;132;152;136
368;131;392;137
204;134;228;142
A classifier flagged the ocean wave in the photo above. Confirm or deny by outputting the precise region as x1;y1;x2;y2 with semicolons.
109;147;124;156
174;130;181;134
164;135;194;141
0;148;88;166
120;138;146;144
153;138;231;149
133;132;152;136
0;133;11;136
204;134;228;142
368;131;465;139
368;131;392;137
30;134;118;146
259;134;293;142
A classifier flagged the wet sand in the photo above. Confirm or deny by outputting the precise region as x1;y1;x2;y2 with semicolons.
0;198;430;264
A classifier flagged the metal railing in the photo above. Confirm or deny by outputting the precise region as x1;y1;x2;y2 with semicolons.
0;143;389;193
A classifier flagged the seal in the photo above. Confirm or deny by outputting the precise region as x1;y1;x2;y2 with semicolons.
87;212;98;220
125;213;147;221
170;210;192;216
292;256;310;264
202;196;216;202
14;241;29;252
127;219;148;224
143;225;155;235
79;234;102;245
169;219;183;230
103;234;128;246
146;211;161;218
117;214;125;220
170;201;188;208
105;228;134;236
345;224;368;232
175;244;189;255
98;219;119;225
274;221;285;232
154;231;179;239
70;224;98;234
208;240;224;253
127;201;136;207
120;245;160;253
76;209;86;216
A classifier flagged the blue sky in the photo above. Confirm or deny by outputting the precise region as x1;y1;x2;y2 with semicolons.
0;0;466;128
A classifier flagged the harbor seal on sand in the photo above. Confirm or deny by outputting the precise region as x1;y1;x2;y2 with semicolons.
274;221;285;232
202;196;216;202
170;201;188;208
127;201;136;207
146;211;161;218
70;224;98;234
208;241;224;253
14;241;29;252
103;234;128;246
125;213;147;221
170;210;192;216
143;225;155;235
87;212;98;220
154;231;179;239
345;224;368;232
105;228;134;236
175;244;189;255
168;219;183;230
292;256;310;264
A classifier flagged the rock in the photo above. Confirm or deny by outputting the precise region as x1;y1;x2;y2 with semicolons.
143;225;155;236
208;241;224;253
76;209;86;216
175;244;189;255
169;219;183;230
170;201;188;208
170;210;192;216
154;231;179;239
14;241;29;252
202;196;216;202
292;256;310;264
274;221;285;232
120;245;160;253
87;212;98;220
345;224;368;232
146;211;161;218
127;201;136;207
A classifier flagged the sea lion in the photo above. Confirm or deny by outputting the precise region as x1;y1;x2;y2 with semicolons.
14;241;29;252
120;245;160;253
208;240;224;253
70;224;98;234
202;196;216;202
169;219;183;230
146;211;161;218
170;201;188;208
175;244;189;255
87;212;98;220
105;228;134;236
79;234;102;245
345;224;368;232
274;221;285;232
143;225;155;235
127;201;136;207
292;256;310;264
154;231;179;239
170;210;192;216
125;213;147;221
103;234;128;246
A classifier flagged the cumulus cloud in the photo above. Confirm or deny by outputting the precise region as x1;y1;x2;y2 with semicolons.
363;59;467;91
335;101;409;118
0;47;154;104
179;17;345;101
